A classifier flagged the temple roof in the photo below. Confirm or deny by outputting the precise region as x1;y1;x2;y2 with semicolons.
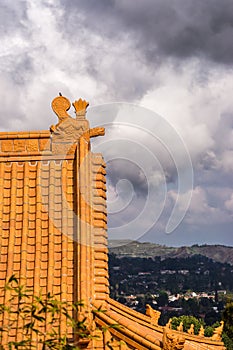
0;95;226;350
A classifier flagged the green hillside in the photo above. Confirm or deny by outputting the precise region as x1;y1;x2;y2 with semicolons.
109;240;233;265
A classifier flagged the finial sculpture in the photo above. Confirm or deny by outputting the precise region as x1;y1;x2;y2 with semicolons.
73;98;89;118
198;325;205;337
166;318;172;329
145;304;161;326
177;322;183;332
50;95;89;132
187;324;194;335
50;95;104;142
211;321;224;341
50;95;72;131
163;328;185;350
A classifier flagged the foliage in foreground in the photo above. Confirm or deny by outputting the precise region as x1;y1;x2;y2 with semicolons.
0;276;98;349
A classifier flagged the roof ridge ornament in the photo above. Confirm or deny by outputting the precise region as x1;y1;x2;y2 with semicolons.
50;95;104;149
73;98;89;119
50;95;90;132
51;95;71;119
50;94;72;132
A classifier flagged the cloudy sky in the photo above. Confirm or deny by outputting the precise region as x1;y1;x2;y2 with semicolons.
1;0;233;246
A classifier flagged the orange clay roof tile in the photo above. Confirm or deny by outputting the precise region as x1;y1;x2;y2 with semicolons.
0;119;111;348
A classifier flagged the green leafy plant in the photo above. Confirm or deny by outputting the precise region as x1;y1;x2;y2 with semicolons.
0;276;93;349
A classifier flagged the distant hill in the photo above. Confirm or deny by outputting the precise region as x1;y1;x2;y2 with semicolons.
109;240;233;265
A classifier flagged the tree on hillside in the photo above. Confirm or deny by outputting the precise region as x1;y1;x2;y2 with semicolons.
222;301;233;339
157;291;168;307
221;301;233;349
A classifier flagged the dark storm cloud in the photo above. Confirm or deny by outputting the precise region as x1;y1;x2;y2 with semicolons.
106;159;148;196
63;0;233;65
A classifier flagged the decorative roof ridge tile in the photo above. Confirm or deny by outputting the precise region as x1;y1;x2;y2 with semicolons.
96;299;226;348
93;306;162;350
0;131;50;140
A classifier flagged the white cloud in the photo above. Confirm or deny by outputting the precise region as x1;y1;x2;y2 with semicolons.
141;61;233;165
170;186;233;225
